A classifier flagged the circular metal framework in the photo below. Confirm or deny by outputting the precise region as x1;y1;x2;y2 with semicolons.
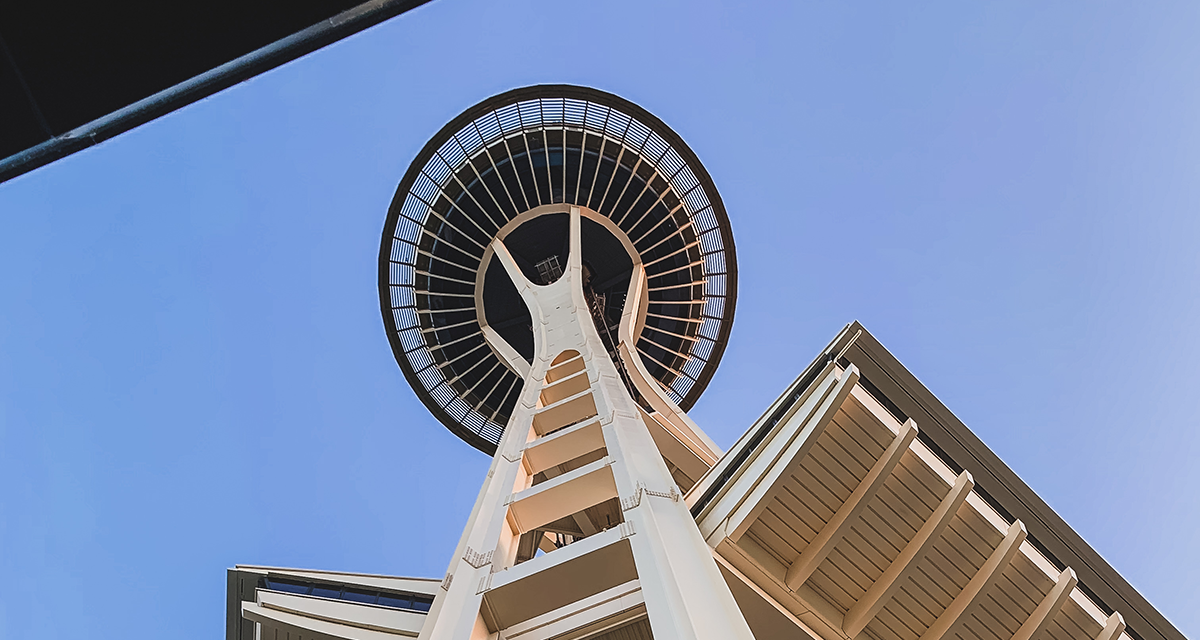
379;85;737;453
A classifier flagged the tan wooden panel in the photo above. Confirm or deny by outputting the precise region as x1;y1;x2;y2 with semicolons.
971;564;1042;637
853;504;909;564
823;413;881;475
985;577;1039;629
958;606;1008;640
841;522;895;579
1058;597;1104;639
925;545;975;599
759;503;806;556
928;517;987;590
1006;553;1056;611
943;512;992;568
771;481;823;546
811;433;872;494
842;393;897;449
953;505;1006;556
894;451;950;512
749;510;800;562
871;609;911;640
980;590;1026;637
780;473;838;533
803;439;860;505
867;482;925;541
827;411;884;467
1044;616;1077;640
744;527;790;567
810;553;860;611
824;534;878;594
1045;602;1096;640
793;460;844;521
906;555;958;611
874;601;922;640
884;582;940;639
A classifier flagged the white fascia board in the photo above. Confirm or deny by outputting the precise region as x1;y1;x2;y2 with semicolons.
243;600;420;639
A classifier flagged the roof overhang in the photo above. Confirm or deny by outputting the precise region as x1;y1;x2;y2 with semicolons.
0;0;435;184
687;321;1182;640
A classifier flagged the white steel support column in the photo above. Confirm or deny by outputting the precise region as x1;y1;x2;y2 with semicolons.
418;207;754;640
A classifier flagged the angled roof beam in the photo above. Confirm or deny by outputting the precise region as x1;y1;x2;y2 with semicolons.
1096;613;1128;640
843;471;974;638
1011;568;1079;640
919;520;1028;640
785;419;919;591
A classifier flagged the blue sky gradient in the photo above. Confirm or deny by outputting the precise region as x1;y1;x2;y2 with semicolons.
1;1;1198;637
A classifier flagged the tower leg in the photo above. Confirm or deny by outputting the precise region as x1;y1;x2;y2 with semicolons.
419;207;754;640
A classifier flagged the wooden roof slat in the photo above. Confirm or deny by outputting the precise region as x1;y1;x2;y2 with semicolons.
905;554;960;611
920;521;1028;640
804;440;860;504
772;483;823;544
872;478;928;539
844;472;975;638
746;520;796;567
829;539;879;593
857;501;912;562
841;393;897;450
1007;553;1058;609
811;433;871;491
794;461;846;523
877;597;926;640
873;608;914;640
813;549;866;610
823;413;881;474
1012;569;1079;640
786;420;918;590
887;582;941;636
755;506;803;558
937;515;992;580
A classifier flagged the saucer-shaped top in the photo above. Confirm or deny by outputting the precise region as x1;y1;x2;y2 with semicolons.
379;85;736;454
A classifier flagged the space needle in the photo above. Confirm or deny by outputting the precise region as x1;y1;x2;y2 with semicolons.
378;85;752;639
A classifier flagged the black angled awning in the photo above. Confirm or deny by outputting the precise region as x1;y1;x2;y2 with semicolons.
0;0;434;184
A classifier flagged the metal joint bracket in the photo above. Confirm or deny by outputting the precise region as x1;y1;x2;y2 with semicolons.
621;484;644;511
621;482;679;511
645;485;680;502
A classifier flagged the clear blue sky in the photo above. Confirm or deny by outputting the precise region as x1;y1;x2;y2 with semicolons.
2;1;1198;638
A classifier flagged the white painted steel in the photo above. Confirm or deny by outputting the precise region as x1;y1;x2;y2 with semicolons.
418;207;754;640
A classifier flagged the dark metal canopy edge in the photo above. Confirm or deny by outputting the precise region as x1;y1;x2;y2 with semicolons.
0;0;435;185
